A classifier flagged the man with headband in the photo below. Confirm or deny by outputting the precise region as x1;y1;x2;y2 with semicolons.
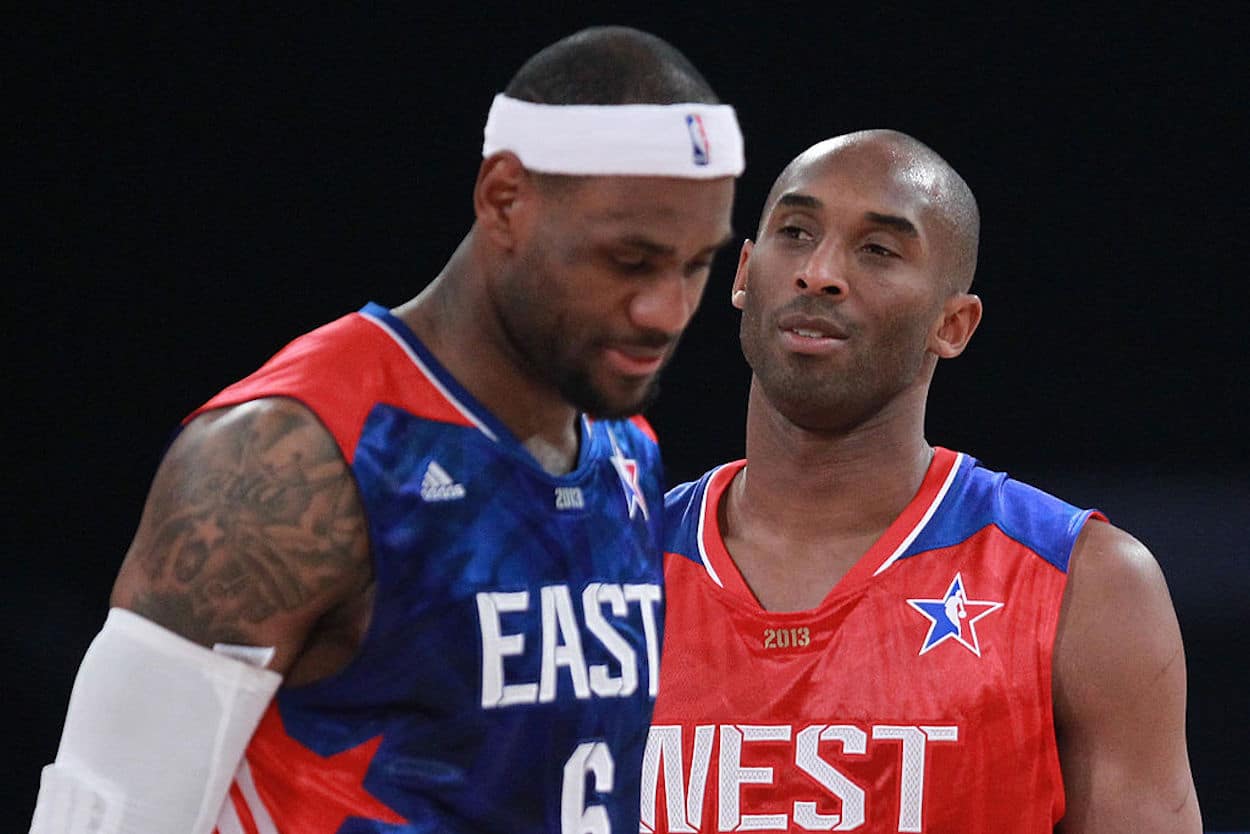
30;26;741;834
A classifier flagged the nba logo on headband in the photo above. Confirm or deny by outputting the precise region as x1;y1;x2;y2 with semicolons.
685;114;710;166
482;94;744;178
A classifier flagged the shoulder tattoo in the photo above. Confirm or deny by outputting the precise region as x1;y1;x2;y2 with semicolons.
123;401;369;645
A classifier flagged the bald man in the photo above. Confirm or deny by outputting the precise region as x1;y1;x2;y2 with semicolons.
642;131;1200;833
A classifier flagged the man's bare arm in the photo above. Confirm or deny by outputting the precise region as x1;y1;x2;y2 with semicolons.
1053;520;1201;833
110;396;371;676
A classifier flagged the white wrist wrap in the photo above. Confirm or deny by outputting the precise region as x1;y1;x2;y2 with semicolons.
29;608;282;834
482;94;745;178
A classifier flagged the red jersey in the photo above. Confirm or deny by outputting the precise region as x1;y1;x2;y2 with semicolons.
645;448;1104;833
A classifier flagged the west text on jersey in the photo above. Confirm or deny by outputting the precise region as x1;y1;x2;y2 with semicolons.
642;723;960;832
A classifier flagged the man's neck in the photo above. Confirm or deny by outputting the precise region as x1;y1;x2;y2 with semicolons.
392;240;581;475
721;380;934;610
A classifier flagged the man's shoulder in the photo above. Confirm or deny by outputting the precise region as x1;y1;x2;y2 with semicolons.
189;309;392;411
663;461;741;512
907;450;1107;573
661;461;744;558
956;452;1093;511
663;473;706;513
189;307;484;457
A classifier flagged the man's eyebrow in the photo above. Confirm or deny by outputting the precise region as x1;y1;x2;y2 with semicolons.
774;194;918;237
616;236;675;256
776;193;823;211
865;211;919;237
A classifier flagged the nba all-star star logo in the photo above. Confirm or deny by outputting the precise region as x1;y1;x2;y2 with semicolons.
222;706;406;834
907;573;1004;657
608;431;649;521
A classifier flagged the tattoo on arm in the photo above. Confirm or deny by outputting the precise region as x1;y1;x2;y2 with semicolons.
120;401;369;648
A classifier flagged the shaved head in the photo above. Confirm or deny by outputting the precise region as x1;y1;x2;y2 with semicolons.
761;130;980;293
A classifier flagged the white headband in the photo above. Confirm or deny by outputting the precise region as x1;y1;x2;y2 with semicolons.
482;94;744;179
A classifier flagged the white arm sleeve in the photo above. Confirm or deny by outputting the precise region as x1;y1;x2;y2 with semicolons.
29;608;282;834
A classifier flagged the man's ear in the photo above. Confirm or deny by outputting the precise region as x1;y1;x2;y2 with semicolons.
473;152;531;251
930;292;983;358
731;239;754;310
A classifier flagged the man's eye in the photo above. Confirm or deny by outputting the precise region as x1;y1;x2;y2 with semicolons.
613;257;650;273
778;225;813;241
863;243;898;257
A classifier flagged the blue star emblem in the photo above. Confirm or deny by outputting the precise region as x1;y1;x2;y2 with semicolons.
608;431;649;521
907;573;1004;657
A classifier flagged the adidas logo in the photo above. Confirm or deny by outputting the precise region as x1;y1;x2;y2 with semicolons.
420;460;466;502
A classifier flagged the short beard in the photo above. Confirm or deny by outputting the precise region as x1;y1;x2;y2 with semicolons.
494;242;666;421
739;297;927;435
559;365;663;420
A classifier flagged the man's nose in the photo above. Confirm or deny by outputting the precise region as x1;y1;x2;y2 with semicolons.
795;244;849;298
630;272;703;335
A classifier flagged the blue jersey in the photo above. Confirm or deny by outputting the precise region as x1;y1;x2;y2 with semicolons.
200;303;665;834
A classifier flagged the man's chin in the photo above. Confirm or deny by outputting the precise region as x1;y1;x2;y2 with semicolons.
566;375;661;421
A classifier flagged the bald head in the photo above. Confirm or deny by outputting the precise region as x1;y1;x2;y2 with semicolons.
504;26;719;106
761;130;980;292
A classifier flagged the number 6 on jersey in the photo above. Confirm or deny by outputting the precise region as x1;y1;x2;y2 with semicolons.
564;741;615;833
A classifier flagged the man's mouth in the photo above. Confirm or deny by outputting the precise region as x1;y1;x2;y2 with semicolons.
603;345;667;377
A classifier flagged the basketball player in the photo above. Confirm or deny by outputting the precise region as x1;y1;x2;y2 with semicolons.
642;131;1200;832
30;27;742;834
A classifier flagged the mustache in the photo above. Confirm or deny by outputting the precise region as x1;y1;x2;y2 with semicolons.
605;329;678;351
769;296;855;332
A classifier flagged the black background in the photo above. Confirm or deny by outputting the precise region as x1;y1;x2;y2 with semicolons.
12;4;1248;828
